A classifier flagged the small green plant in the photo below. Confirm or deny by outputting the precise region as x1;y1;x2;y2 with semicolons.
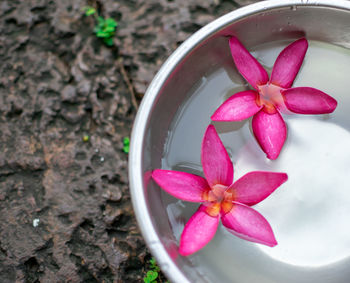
83;6;118;46
143;257;169;283
82;134;90;142
82;6;96;16
143;258;160;283
144;270;158;283
149;258;160;272
123;137;130;153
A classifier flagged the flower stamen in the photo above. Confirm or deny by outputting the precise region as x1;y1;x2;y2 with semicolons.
203;187;237;216
221;200;233;214
205;202;221;217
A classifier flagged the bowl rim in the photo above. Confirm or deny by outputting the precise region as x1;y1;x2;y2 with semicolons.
129;0;350;282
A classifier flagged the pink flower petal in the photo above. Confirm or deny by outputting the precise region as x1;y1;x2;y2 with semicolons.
229;36;269;90
211;90;262;121
221;202;277;247
282;87;338;114
270;38;308;88
252;110;287;160
202;125;234;188
152;169;209;202
231;171;288;206
179;205;220;256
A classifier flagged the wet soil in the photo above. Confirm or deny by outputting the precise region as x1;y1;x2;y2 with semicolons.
0;0;257;282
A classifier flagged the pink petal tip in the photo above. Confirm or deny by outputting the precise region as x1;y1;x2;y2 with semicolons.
179;205;220;256
252;110;287;160
282;87;337;114
152;169;209;202
229;36;269;90
211;90;262;121
221;202;277;247
270;38;308;89
231;171;288;206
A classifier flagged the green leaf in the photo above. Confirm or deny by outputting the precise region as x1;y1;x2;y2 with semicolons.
96;30;109;38
82;6;96;16
123;137;130;153
103;37;114;46
149;258;156;266
97;16;105;25
105;18;118;27
149;258;160;272
85;8;96;16
146;270;158;281
104;26;116;33
150;258;161;272
143;277;150;283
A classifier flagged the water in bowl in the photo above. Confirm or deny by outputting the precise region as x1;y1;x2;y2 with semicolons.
160;40;350;283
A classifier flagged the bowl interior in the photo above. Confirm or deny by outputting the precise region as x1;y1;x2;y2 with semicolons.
133;2;350;282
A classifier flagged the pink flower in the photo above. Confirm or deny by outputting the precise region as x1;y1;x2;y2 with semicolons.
152;125;288;256
211;37;338;160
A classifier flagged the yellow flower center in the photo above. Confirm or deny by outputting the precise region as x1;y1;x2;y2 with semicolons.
202;184;236;217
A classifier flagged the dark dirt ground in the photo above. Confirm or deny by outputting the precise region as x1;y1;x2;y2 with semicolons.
0;0;258;282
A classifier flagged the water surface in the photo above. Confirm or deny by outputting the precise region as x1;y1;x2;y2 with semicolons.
161;40;350;283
